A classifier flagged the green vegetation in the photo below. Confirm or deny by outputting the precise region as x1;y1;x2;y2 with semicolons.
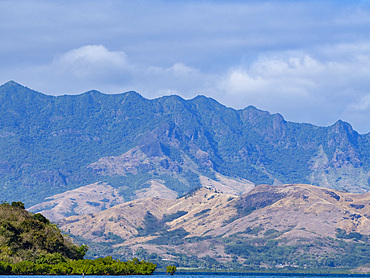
0;201;156;275
194;208;211;217
148;228;190;245
224;235;370;270
64;198;370;273
166;265;177;275
137;211;188;237
336;228;369;241
178;186;203;199
0;257;156;275
70;231;370;272
162;211;188;222
0;81;369;207
135;211;190;246
0;201;86;263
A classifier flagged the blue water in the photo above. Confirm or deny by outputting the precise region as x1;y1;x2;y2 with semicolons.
1;274;369;278
170;273;370;277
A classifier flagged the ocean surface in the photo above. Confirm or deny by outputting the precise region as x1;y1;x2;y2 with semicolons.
1;273;369;278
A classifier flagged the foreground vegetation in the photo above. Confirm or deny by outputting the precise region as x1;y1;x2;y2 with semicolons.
0;202;156;275
0;257;156;275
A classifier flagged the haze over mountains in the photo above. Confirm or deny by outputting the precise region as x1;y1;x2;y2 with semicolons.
0;81;369;211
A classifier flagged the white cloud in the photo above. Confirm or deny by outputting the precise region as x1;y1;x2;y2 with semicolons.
54;45;130;80
217;53;322;106
349;94;370;111
3;42;370;133
135;62;209;98
2;1;370;133
213;45;370;133
147;63;198;76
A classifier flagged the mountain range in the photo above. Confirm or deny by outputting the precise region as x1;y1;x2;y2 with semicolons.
0;81;369;271
0;81;368;210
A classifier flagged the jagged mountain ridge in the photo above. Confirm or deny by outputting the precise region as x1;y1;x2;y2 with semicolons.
0;81;369;207
59;184;370;269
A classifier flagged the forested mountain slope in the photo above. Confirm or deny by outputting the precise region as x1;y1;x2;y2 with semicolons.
0;81;369;208
0;201;86;263
0;202;156;275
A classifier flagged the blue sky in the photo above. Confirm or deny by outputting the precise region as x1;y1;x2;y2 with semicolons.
1;0;370;133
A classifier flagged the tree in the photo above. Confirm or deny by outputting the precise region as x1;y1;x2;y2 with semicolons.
11;201;25;209
0;261;11;274
166;265;177;275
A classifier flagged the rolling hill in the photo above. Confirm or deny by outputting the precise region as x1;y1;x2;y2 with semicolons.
58;184;370;271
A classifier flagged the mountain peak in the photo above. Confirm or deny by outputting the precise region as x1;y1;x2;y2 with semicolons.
0;80;26;90
329;119;357;137
3;80;21;85
190;95;223;106
191;95;210;101
332;119;353;130
125;90;142;97
84;89;104;95
0;81;49;102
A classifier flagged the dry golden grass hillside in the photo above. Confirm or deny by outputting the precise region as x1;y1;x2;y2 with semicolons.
58;184;369;270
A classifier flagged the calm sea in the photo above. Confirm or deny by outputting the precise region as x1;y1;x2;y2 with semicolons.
2;274;369;278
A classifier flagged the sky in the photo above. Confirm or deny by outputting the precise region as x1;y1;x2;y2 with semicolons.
1;0;370;134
